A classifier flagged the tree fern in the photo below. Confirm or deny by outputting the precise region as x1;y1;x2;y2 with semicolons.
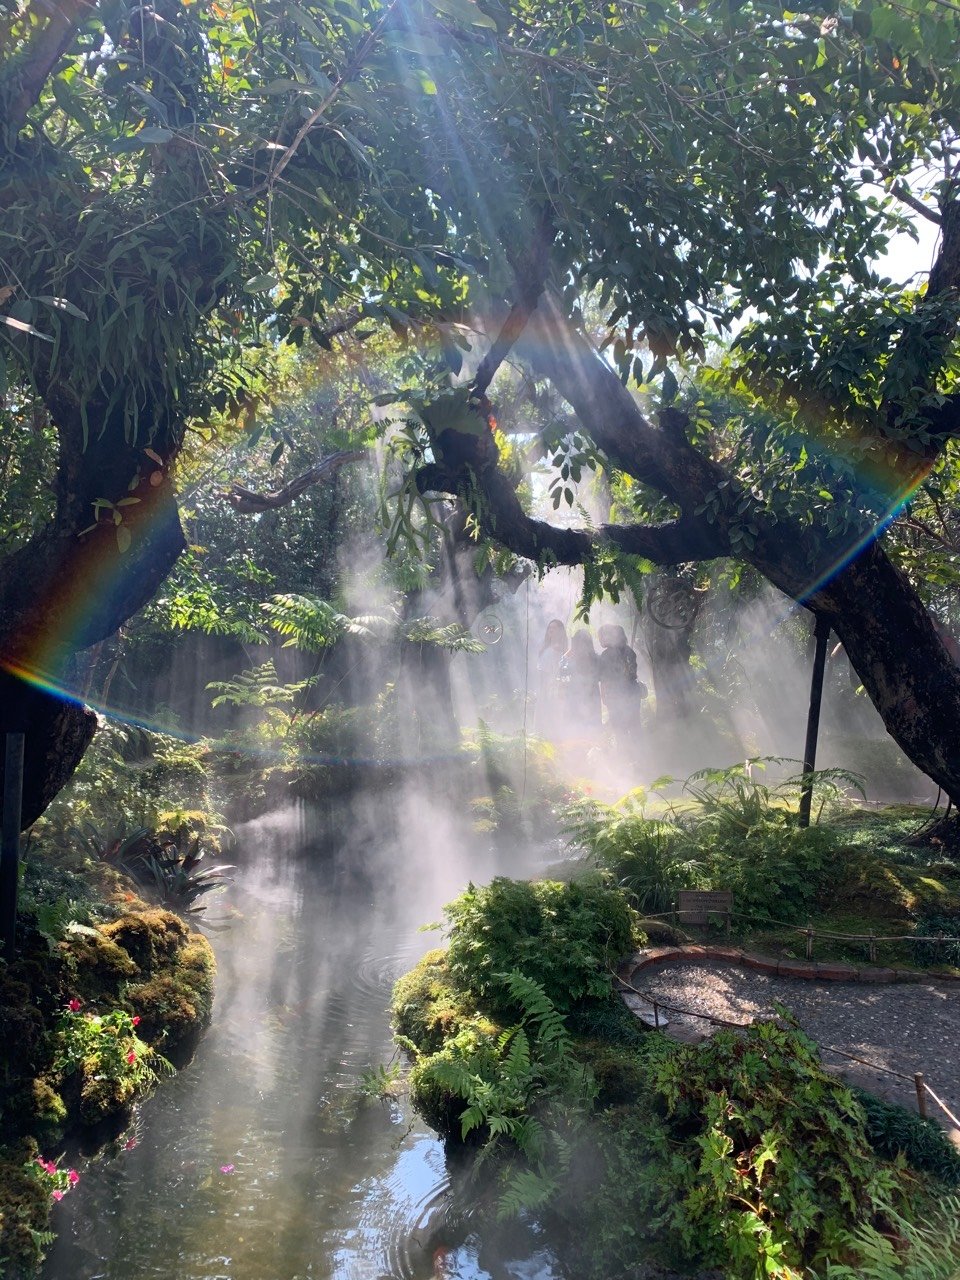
260;593;390;650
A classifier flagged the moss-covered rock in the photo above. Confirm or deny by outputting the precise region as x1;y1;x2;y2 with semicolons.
392;949;481;1056
0;867;217;1276
0;1141;52;1280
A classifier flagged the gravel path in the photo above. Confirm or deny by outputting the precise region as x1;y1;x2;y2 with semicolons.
628;962;960;1131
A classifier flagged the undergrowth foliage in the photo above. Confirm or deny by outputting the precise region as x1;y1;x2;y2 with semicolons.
443;876;640;1015
394;871;957;1280
566;760;862;922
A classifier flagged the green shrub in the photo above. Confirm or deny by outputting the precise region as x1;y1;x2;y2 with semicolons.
565;799;701;913
815;1195;960;1280
566;762;843;923
585;1019;900;1280
852;1086;960;1185
707;823;837;923
443;875;640;1018
911;911;960;967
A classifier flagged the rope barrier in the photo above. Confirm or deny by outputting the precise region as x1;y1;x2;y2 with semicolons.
636;904;956;948
613;969;960;1131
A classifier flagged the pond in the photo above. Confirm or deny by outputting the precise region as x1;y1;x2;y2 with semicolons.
40;784;564;1280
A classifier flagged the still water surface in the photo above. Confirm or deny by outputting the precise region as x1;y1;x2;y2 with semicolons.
41;786;564;1280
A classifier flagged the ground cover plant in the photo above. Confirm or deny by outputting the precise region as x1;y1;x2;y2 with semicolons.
393;873;960;1280
566;762;960;966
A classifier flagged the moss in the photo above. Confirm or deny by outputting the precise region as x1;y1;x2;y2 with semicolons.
0;1141;50;1280
65;929;139;996
0;978;45;1080
78;1073;135;1125
408;1056;468;1140
573;1039;651;1108
29;1080;66;1133
99;909;190;973
391;949;481;1056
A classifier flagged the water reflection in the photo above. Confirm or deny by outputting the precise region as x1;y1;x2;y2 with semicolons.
41;786;563;1280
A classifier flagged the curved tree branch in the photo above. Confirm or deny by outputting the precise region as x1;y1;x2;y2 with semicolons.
416;463;724;566
225;449;366;513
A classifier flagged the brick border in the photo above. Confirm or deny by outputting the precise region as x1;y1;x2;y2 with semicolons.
617;945;925;988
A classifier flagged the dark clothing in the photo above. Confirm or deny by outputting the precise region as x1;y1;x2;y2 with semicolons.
599;643;646;753
559;651;602;731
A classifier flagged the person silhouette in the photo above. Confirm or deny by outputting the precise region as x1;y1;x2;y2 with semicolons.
598;624;647;759
535;619;568;738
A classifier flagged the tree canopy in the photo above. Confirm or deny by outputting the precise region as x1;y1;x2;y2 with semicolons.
4;0;960;810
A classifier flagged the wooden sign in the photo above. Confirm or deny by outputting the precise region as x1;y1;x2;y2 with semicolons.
677;889;733;926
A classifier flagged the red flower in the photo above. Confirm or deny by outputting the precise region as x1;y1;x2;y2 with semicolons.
68;1170;79;1186
67;998;82;1013
131;1015;140;1027
126;1051;136;1064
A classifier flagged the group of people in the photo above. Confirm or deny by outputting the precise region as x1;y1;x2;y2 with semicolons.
535;618;647;758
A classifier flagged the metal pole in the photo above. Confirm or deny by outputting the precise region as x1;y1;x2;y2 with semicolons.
0;732;25;962
798;615;831;829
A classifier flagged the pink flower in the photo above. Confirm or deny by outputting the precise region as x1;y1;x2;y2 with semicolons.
126;1051;136;1064
39;1159;57;1176
123;1137;138;1152
68;1170;79;1185
131;1015;140;1027
219;1164;235;1174
67;998;82;1013
51;1190;64;1201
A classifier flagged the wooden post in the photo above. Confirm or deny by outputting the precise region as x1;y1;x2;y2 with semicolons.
0;733;25;963
915;1072;927;1118
798;614;831;829
868;935;876;964
671;899;678;928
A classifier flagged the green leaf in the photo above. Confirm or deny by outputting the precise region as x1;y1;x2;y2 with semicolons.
138;127;174;144
387;33;446;57
245;274;279;293
35;295;89;321
423;0;497;28
1;314;53;343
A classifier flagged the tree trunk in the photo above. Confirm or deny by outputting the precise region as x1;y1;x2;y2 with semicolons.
0;669;97;828
0;394;185;827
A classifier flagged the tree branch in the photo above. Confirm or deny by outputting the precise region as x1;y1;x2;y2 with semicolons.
2;0;96;137
416;461;725;567
472;213;555;401
225;449;365;513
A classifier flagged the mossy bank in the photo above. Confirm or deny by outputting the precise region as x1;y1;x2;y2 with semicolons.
0;861;215;1278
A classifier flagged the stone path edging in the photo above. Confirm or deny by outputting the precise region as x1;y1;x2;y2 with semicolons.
618;944;930;987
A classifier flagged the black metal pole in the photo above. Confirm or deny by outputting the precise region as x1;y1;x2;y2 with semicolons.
1;732;25;962
798;615;830;828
